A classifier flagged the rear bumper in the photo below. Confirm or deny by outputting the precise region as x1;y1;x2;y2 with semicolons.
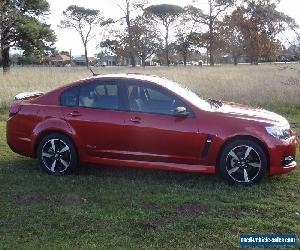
269;135;298;176
6;116;35;158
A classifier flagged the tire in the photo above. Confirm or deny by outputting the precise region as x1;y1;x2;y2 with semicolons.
37;133;78;176
218;139;267;185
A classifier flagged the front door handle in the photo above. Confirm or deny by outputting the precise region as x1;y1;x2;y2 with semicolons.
69;111;81;117
130;117;141;124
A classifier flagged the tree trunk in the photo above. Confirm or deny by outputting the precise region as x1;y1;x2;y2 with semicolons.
233;56;238;66
208;23;214;66
165;26;170;67
209;48;214;66
208;0;214;66
1;46;10;73
126;13;136;67
183;53;187;66
141;54;146;67
250;55;259;65
84;44;89;68
206;48;209;65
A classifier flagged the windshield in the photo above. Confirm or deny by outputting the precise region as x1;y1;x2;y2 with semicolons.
156;78;212;111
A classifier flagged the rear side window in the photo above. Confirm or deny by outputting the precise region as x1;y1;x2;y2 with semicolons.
60;87;79;107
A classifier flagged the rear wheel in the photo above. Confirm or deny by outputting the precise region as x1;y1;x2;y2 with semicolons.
219;139;267;185
37;133;78;176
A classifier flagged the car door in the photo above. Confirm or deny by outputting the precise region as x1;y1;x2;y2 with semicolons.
60;80;129;160
122;81;208;165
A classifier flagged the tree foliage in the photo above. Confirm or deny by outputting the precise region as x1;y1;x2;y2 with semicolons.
186;0;235;66
145;4;184;66
145;4;184;23
0;0;56;72
220;13;245;65
60;5;111;67
99;37;130;65
228;0;298;64
99;14;162;67
115;0;148;67
131;15;162;66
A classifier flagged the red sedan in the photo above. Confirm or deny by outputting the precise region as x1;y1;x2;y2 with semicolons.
7;74;297;184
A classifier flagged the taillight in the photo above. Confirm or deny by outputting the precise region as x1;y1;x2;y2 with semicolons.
8;102;22;117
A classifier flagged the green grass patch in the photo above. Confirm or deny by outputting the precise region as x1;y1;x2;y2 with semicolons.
0;107;299;249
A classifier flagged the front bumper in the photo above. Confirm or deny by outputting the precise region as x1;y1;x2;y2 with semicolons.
269;134;298;176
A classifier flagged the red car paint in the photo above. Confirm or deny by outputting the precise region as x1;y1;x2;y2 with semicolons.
6;74;297;176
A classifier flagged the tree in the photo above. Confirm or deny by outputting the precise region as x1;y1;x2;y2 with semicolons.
60;5;110;67
220;13;245;65
145;4;184;66
131;15;162;67
0;0;56;73
284;35;300;61
115;0;148;67
99;38;129;65
174;9;201;66
175;34;192;66
232;0;297;64
187;0;235;66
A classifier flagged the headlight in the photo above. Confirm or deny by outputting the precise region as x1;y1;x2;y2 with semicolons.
266;126;291;140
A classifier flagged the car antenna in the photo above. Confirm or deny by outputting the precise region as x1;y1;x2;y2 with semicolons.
89;67;99;77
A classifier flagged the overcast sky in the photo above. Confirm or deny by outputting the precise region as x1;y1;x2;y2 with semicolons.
46;0;300;56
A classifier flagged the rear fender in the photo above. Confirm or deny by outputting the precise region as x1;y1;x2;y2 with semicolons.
32;118;81;156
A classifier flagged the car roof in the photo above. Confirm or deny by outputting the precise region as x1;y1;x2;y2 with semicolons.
83;73;173;88
51;73;171;96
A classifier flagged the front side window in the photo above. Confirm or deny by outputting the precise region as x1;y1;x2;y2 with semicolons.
79;82;119;110
127;84;192;116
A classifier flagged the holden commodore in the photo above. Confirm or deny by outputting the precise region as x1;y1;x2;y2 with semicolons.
7;74;297;184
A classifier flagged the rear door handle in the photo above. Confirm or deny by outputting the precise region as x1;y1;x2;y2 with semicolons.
130;117;141;124
69;111;81;117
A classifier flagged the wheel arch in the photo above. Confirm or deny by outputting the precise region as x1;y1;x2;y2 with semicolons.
34;130;79;161
216;135;270;173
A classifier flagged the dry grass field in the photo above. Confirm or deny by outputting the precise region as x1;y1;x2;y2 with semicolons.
1;63;300;108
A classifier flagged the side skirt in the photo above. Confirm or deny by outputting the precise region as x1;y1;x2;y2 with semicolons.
82;156;216;174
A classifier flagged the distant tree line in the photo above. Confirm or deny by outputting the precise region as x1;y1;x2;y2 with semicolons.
1;0;300;72
98;0;299;67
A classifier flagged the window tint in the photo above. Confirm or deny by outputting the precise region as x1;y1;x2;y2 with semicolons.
79;82;119;110
147;88;172;101
60;87;79;107
127;84;190;116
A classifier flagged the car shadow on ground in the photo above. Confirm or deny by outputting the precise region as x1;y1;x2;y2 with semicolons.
0;156;288;194
0;156;222;186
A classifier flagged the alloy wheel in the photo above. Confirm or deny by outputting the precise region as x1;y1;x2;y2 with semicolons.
41;139;71;174
225;145;262;183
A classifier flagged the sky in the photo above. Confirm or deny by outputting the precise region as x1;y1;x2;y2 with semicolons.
46;0;300;57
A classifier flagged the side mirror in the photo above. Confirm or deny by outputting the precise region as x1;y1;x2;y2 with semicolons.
174;107;189;117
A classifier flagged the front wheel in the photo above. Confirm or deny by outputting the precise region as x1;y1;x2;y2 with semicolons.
37;133;78;176
219;139;267;185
